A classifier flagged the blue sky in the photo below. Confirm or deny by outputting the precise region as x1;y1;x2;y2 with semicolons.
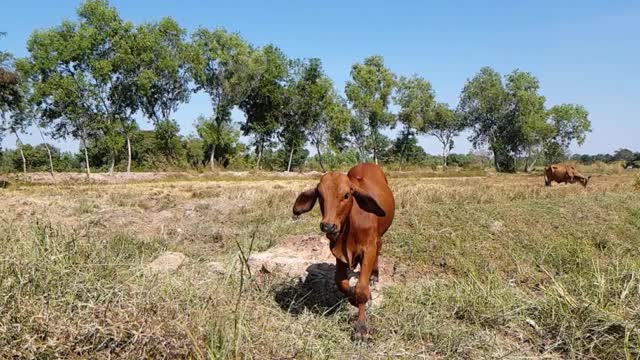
1;0;638;155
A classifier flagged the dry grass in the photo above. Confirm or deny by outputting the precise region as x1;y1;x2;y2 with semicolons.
1;170;639;359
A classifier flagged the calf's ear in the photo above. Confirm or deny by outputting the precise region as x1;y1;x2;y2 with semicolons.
293;188;318;215
352;185;386;217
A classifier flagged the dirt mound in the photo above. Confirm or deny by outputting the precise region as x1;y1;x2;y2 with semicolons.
250;234;395;309
146;252;187;273
248;234;334;277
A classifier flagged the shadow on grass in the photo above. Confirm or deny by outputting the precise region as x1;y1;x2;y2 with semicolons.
273;263;347;316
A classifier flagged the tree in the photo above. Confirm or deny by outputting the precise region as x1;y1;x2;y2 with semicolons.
278;59;312;172
459;67;512;171
133;17;190;162
424;103;465;167
183;136;204;168
393;75;466;167
394;75;434;167
613;148;634;166
348;114;368;163
240;44;288;169
1;37;29;175
383;128;426;166
395;75;435;129
460;67;555;173
345;55;396;164
279;58;348;172
544;104;591;163
1;100;31;176
195;114;242;168
504;70;548;172
308;90;350;171
188;28;254;169
21;0;140;177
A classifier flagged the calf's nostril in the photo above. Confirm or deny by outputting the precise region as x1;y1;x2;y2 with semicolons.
320;222;337;233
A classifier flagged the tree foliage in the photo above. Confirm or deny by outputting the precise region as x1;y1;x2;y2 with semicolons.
345;55;396;164
460;67;590;172
1;1;596;174
239;44;288;169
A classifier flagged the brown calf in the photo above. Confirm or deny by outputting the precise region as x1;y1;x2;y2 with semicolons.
544;164;591;187
293;163;395;341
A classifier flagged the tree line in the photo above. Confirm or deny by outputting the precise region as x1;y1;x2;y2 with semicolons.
1;0;594;176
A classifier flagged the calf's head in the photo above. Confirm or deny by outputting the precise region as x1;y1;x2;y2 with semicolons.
579;175;592;187
292;172;385;239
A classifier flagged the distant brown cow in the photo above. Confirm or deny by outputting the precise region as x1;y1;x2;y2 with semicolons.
544;164;591;187
293;163;394;341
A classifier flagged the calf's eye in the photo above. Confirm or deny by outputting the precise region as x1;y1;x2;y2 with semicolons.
343;192;349;200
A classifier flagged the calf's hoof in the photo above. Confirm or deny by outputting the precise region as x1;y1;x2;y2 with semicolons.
353;320;369;342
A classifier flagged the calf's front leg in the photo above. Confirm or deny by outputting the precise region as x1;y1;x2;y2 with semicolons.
354;247;377;341
335;260;352;300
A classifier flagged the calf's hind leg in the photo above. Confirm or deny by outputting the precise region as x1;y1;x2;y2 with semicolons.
370;257;379;285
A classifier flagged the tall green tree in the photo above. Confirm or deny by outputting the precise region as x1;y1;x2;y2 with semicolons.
345;55;397;164
424;103;465;167
544;104;591;163
1;33;25;161
0;66;28;175
459;67;513;172
188;28;254;169
384;128;427;166
279;58;348;172
395;75;435;130
461;67;590;172
21;0;139;177
504;70;548;172
239;44;288;169
11;68;58;177
308;90;351;171
278;59;308;172
613;148;634;166
195;114;242;169
133;17;190;162
394;75;435;166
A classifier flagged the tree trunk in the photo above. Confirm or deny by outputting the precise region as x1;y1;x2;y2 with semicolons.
491;146;500;172
256;141;263;170
108;151;115;175
37;124;55;178
19;147;26;176
210;144;216;170
126;134;132;173
81;132;91;179
315;141;325;172
371;127;378;164
442;144;448;168
44;143;54;177
14;132;27;176
529;153;539;172
287;146;294;172
523;147;531;173
372;137;378;165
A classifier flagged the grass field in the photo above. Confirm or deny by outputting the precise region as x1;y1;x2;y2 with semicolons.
1;169;639;359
